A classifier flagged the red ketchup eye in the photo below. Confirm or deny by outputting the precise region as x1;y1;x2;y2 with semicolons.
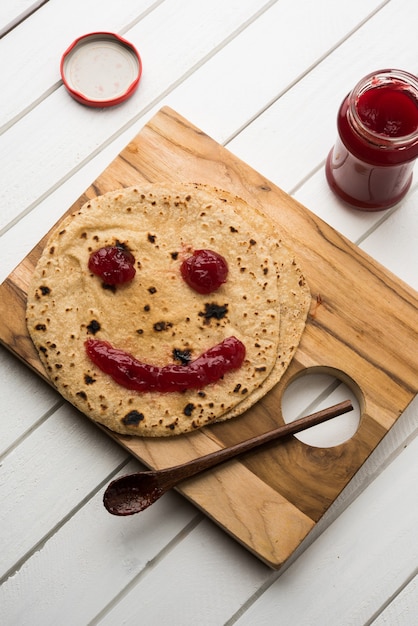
88;245;136;285
180;249;228;294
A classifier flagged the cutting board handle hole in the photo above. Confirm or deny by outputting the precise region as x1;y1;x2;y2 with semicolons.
281;367;362;448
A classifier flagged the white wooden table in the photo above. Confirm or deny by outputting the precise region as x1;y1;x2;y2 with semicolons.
1;1;417;624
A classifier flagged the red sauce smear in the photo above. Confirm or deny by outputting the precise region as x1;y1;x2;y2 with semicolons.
88;245;136;285
180;249;228;294
85;336;246;392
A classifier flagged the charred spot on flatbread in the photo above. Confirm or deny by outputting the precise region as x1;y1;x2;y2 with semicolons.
122;410;145;426
198;302;228;323
86;319;101;335
173;348;192;364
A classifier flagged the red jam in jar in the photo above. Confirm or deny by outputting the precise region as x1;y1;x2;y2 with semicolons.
326;69;418;210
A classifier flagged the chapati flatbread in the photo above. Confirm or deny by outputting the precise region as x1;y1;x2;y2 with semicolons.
26;183;310;436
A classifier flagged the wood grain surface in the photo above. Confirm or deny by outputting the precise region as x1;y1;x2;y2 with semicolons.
0;107;417;568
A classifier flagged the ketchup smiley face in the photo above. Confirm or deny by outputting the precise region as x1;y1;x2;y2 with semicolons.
85;246;244;392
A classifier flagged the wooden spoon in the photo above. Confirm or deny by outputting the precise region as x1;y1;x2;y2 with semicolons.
104;399;353;516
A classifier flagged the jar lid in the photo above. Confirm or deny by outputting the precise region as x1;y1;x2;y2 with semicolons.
60;32;142;107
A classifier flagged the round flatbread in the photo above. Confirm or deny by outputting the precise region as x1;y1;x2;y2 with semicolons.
26;183;310;436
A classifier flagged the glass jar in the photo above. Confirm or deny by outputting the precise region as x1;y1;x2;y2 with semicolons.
326;69;418;210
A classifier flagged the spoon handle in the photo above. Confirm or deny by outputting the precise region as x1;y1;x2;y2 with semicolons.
161;399;353;485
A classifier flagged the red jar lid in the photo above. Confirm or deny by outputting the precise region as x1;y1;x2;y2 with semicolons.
60;32;142;107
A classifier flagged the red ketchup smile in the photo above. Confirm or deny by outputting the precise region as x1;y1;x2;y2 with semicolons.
180;249;228;294
85;336;246;392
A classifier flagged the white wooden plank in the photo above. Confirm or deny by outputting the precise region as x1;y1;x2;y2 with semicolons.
233;415;418;626
0;345;59;456
0;0;160;128
0;0;269;129
359;183;418;291
295;174;418;289
0;0;276;231
0;402;126;580
0;0;42;23
372;575;418;625
294;169;418;247
162;0;387;149
0;460;198;625
0;0;46;38
228;0;417;231
0;0;387;255
95;518;270;626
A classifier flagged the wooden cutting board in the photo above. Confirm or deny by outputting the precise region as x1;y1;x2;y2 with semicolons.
1;107;417;569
